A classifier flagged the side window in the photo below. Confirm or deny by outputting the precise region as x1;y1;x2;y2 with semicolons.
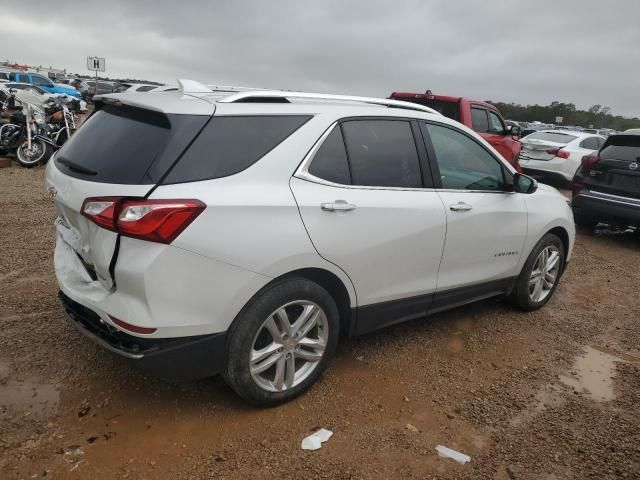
596;137;605;149
580;137;599;150
31;75;48;87
471;107;489;132
425;123;506;191
341;120;422;188
137;85;156;92
488;110;506;134
308;126;351;185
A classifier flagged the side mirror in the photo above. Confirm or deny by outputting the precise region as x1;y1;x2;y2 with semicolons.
508;125;522;137
513;173;537;194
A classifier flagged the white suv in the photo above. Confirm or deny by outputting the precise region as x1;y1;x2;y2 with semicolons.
46;80;575;405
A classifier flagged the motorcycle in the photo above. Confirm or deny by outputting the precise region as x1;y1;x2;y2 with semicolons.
43;97;76;148
0;89;75;167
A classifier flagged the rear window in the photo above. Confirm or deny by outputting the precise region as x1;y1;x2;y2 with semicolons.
600;135;640;161
162;115;311;184
525;132;577;144
398;98;460;121
55;105;208;184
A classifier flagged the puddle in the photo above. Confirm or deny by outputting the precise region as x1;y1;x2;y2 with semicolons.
559;345;636;402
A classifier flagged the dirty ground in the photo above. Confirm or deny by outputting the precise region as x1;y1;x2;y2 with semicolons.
1;165;639;479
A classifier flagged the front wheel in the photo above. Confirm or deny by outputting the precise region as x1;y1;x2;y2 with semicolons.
509;233;565;311
224;277;339;406
16;139;53;168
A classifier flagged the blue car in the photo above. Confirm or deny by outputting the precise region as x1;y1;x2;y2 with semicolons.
8;72;81;98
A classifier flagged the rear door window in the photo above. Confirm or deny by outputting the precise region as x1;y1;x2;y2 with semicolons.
55;105;209;184
162;115;311;184
308;126;351;185
340;120;422;188
471;107;489;132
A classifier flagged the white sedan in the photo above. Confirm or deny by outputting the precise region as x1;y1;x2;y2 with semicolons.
519;130;605;182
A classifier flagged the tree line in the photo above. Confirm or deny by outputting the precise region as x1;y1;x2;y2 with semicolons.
489;101;640;131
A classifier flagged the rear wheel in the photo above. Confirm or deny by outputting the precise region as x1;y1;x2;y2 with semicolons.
510;233;565;311
224;277;339;406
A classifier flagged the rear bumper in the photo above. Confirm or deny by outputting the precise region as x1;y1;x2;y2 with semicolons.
572;191;640;226
58;291;227;379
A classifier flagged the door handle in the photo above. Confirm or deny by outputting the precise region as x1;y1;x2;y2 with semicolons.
321;200;357;212
449;202;473;212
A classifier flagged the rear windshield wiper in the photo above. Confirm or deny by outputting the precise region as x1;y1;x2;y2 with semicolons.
57;158;98;176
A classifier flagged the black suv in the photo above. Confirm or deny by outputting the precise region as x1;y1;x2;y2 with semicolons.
572;134;640;229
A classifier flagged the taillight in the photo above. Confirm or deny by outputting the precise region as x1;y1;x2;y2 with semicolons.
81;197;205;244
546;148;570;159
581;153;600;167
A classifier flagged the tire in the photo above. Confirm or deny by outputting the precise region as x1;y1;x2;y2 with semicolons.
16;139;53;168
509;233;565;311
224;277;340;406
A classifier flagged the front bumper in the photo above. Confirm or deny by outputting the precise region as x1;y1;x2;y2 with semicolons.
572;191;640;227
58;291;227;379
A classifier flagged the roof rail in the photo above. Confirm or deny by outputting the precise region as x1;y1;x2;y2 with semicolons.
218;90;441;115
206;84;268;93
177;79;212;93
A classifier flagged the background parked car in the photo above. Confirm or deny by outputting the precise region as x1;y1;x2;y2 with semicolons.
519;130;605;184
119;83;161;92
148;85;179;92
85;80;127;99
8;72;80;98
1;82;87;112
572;133;640;229
389;90;523;171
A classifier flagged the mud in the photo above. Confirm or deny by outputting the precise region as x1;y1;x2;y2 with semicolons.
1;166;639;479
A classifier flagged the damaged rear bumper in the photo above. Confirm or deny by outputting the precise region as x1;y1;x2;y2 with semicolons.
58;291;227;379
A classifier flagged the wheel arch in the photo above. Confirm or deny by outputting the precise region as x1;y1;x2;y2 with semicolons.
546;226;570;272
276;268;354;338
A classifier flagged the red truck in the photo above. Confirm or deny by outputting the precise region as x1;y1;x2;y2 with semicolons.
389;90;522;171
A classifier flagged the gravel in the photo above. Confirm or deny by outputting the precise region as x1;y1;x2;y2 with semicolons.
0;165;638;479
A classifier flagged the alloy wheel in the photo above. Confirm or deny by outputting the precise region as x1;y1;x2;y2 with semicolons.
528;245;561;302
250;300;328;392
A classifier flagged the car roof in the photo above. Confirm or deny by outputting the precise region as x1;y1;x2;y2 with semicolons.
96;89;456;120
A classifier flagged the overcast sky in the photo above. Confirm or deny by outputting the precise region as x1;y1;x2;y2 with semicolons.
3;1;639;117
